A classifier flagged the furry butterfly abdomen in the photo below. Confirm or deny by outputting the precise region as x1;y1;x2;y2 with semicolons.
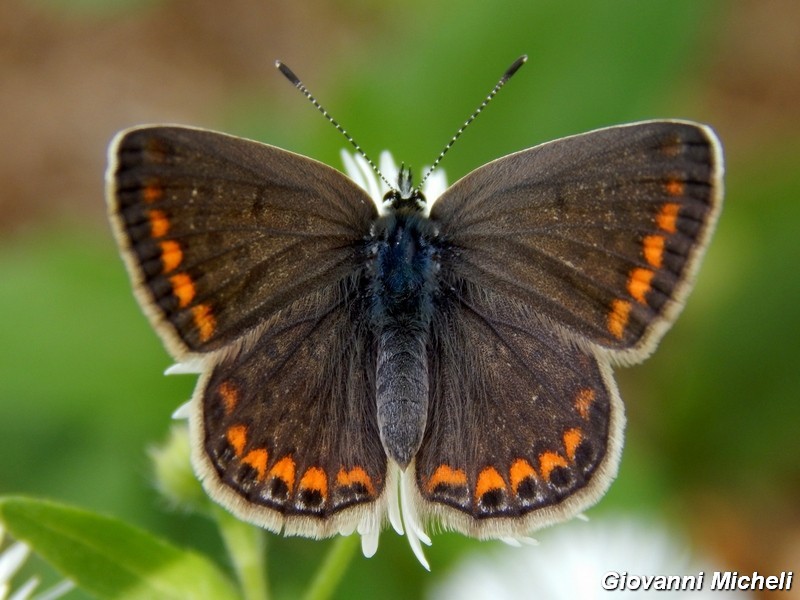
369;212;440;469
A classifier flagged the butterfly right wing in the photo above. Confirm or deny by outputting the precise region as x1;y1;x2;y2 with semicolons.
107;127;389;539
409;121;721;538
429;121;723;363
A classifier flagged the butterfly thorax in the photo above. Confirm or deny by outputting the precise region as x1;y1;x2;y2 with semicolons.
369;211;437;319
368;209;439;469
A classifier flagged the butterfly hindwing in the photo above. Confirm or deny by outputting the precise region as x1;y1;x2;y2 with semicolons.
106;125;377;358
429;121;723;361
413;282;622;536
192;278;388;537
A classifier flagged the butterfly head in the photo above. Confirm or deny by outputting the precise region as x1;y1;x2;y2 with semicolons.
384;164;427;214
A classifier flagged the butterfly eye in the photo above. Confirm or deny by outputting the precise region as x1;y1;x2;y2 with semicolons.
383;188;427;213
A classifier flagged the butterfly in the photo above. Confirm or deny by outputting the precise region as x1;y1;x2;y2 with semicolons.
106;61;723;569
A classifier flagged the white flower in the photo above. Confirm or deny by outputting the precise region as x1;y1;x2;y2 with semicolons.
0;526;74;600
428;516;752;599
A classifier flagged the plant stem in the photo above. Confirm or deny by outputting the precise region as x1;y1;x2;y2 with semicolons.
302;535;359;600
212;505;269;600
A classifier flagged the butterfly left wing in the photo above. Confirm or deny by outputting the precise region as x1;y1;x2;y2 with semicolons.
106;125;377;359
107;126;389;540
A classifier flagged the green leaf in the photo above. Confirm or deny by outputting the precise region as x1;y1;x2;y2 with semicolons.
0;496;241;600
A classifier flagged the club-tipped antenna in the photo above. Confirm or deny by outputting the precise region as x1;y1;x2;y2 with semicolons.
275;60;394;191
417;55;528;190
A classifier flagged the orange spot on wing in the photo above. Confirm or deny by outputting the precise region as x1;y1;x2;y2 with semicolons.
607;299;631;340
509;459;537;493
475;466;506;500
143;182;163;203
226;425;247;457
300;467;328;499
664;179;685;197
149;209;169;237
169;273;196;308
144;138;168;160
242;448;268;480
192;304;216;342
660;138;682;157
574;388;595;420
539;451;568;482
427;465;467;493
336;467;376;496
219;381;238;416
627;268;654;304
159;240;182;272
656;202;680;233
643;235;665;268
270;457;296;493
563;428;582;461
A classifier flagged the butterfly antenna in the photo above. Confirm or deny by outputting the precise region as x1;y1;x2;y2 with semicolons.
275;60;395;190
417;55;527;190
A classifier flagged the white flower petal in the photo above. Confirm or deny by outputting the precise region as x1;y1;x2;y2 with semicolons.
164;359;203;375
8;576;38;600
378;151;399;196
354;153;383;204
387;464;404;536
33;580;76;600
353;153;381;209
499;537;521;547
421;167;448;214
0;542;30;586
359;528;380;559
399;467;431;571
0;533;72;600
171;400;192;420
342;150;388;214
499;535;539;547
340;150;367;193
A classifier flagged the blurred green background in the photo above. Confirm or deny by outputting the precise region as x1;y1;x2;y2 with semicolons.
1;0;798;598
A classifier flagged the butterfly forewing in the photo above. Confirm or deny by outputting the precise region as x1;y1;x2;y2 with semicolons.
107;126;377;358
429;121;723;360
